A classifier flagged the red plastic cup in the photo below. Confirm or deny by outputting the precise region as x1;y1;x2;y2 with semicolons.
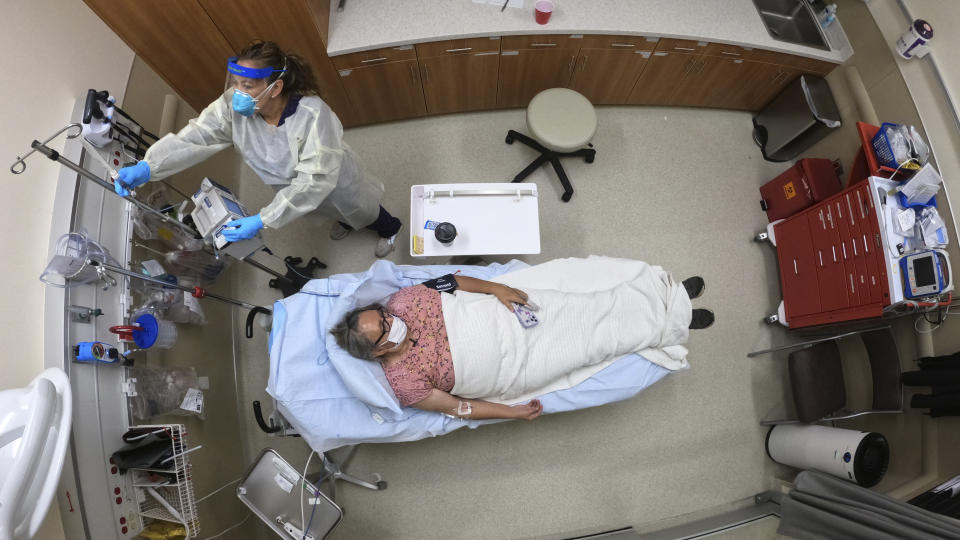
535;0;553;25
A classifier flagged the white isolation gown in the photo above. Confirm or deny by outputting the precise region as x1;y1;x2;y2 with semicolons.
142;93;383;229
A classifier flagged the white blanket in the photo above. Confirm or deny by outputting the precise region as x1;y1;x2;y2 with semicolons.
444;256;692;404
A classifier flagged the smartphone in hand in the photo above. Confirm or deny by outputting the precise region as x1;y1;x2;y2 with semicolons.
513;302;539;328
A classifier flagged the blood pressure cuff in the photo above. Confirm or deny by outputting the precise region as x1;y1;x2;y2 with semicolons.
421;274;458;293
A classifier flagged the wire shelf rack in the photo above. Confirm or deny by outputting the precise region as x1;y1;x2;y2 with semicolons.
128;424;200;538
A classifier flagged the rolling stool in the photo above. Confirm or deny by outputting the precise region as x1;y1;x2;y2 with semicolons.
506;88;597;202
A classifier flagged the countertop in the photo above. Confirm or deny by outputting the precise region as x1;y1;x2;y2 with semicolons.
326;0;853;63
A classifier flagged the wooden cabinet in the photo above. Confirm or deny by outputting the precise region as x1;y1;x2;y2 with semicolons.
419;53;500;114
337;59;426;124
197;0;359;126
626;51;699;106
84;0;844;125
748;64;802;110
497;48;577;108
416;37;500;115
569;49;650;105
83;0;235;112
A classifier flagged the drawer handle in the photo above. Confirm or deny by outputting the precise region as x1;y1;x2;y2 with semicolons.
842;242;847;260
832;246;837;262
818;251;823;267
673;46;697;51
863;234;869;253
611;43;635;48
857;192;866;218
852;240;857;256
445;47;473;53
361;57;388;63
531;43;557;47
720;51;742;56
793;259;798;275
850;274;855;294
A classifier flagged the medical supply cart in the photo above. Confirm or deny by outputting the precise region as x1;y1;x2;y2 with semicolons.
759;175;952;328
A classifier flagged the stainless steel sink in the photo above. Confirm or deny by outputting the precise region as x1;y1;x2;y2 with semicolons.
752;0;830;51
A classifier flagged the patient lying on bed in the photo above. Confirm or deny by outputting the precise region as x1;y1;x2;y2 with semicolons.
331;259;712;422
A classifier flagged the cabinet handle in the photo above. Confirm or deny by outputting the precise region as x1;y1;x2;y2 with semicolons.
580;55;589;71
409;64;418;85
531;42;557;47
673;46;697;51
832;246;837;262
842;242;847;260
361;57;388;63
422;65;429;82
721;51;741;56
610;43;635;48
818;250;823;267
569;55;576;73
445;47;473;53
793;259;798;275
863;234;869;253
849;274;855;294
852;239;857;256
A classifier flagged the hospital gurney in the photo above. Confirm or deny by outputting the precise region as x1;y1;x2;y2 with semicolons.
260;259;672;456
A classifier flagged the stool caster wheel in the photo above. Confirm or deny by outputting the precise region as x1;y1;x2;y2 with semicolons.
764;314;779;324
754;232;769;242
561;192;572;202
585;153;595;164
376;480;388;490
505;135;515;144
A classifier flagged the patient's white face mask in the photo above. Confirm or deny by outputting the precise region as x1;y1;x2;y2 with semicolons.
383;317;408;350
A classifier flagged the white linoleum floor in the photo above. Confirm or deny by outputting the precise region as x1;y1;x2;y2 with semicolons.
229;104;820;540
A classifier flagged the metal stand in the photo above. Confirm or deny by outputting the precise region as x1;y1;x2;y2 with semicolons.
17;136;324;296
306;447;387;503
264;256;327;298
252;401;386;500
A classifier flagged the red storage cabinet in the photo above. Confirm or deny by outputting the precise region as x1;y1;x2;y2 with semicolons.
772;179;891;328
760;158;842;222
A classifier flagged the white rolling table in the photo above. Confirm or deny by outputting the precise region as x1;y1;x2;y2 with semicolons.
410;183;541;257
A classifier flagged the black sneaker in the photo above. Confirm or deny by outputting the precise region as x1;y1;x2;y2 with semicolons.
689;308;715;330
683;276;705;299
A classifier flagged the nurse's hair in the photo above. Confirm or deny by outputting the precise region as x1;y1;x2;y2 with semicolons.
330;304;383;361
236;40;320;96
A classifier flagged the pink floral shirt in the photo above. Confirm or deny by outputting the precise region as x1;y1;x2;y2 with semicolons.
382;285;455;406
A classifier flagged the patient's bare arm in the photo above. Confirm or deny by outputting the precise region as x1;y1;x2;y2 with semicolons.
453;275;528;311
413;389;542;421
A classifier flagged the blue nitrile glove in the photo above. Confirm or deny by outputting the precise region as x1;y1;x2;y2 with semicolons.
113;160;151;196
222;214;264;242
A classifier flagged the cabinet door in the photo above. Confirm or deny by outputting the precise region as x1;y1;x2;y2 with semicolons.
497;49;577;108
672;56;739;108
749;65;801;111
420;52;500;114
626;51;698;106
775;216;822;319
199;0;360;126
83;0;235;112
338;60;426;124
568;49;650;105
808;205;848;312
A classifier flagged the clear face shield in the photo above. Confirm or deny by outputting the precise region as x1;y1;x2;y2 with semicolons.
224;56;286;116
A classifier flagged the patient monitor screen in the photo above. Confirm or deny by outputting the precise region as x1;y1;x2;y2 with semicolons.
914;256;936;287
223;197;245;217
